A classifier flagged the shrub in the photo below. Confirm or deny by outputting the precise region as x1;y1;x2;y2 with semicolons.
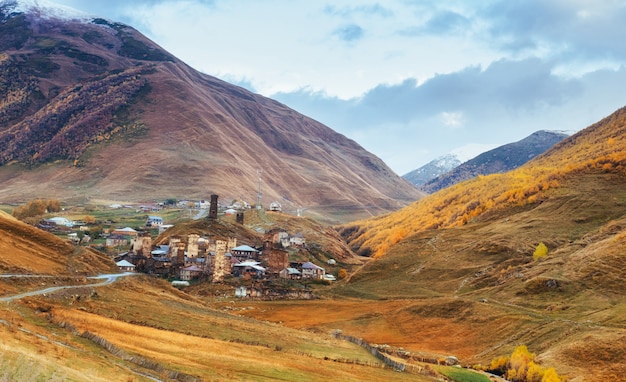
533;242;548;261
12;199;61;220
337;269;348;280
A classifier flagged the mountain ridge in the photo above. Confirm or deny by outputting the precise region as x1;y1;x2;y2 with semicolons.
0;0;422;221
419;130;568;193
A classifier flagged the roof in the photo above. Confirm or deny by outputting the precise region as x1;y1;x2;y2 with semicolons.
114;227;138;233
234;261;266;272
232;245;259;252
302;261;324;270
116;260;135;268
182;265;203;272
282;267;301;275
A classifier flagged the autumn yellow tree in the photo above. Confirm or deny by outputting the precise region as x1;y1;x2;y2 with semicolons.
337;269;348;280
533;242;548;261
486;345;565;382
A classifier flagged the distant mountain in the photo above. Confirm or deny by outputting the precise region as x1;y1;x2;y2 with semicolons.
420;130;568;193
402;154;462;187
0;0;422;221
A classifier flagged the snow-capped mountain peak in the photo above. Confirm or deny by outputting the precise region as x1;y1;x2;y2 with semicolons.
3;0;92;22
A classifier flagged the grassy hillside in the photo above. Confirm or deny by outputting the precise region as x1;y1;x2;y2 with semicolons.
0;275;434;381
340;106;626;258
0;210;115;276
235;171;626;381
231;107;626;381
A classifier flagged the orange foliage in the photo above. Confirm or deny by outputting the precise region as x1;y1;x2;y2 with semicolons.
342;106;626;258
484;345;566;382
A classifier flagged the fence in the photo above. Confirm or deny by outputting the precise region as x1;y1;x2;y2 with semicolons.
332;331;440;377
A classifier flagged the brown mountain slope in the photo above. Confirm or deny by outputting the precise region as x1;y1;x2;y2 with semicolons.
340;105;626;257
0;2;422;221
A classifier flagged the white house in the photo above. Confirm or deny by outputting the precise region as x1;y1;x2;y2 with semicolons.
146;216;163;227
301;262;325;279
116;259;135;272
269;201;282;212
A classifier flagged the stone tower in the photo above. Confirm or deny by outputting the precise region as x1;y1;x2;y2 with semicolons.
212;240;228;283
187;234;199;258
209;194;218;219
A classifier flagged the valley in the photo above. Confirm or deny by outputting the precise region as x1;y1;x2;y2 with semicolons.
1;1;625;381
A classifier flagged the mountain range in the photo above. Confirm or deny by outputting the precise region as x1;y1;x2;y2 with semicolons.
402;153;462;187
408;130;568;193
0;0;421;222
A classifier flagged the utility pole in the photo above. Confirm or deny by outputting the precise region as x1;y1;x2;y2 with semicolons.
256;169;263;210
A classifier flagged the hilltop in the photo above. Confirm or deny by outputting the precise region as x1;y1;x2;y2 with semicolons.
0;0;421;222
402;153;462;187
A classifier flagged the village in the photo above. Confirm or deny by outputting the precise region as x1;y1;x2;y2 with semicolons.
40;195;338;299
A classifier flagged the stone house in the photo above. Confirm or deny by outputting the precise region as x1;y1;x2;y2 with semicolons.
279;267;301;280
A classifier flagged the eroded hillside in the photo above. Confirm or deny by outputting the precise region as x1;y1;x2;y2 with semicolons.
0;2;422;221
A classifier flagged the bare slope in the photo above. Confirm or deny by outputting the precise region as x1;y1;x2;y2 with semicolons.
0;210;114;276
0;1;422;221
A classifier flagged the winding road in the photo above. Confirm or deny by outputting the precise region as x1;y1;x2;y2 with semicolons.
0;273;137;302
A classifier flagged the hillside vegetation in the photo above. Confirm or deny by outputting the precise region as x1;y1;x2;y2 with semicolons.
340;106;626;258
0;4;422;221
0;274;434;382
0;210;114;277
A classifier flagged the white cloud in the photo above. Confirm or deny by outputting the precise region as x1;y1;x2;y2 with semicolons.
440;111;464;128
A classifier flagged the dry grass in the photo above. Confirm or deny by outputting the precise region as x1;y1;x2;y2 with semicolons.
39;276;433;381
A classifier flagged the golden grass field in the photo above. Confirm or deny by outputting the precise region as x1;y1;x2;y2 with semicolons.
0;275;437;381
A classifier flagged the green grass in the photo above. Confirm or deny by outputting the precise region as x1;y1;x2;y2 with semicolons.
436;366;490;382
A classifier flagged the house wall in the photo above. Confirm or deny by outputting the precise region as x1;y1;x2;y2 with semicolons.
212;240;228;283
187;234;199;258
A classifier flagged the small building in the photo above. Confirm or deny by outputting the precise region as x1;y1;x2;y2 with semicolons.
146;216;163;227
159;224;174;234
106;234;128;248
290;233;306;247
179;265;203;281
264;249;289;273
269;201;282;212
67;232;80;244
232;261;266;278
112;227;138;237
279;267;301;280
45;217;74;227
231;245;260;261
301;261;325;279
116;259;136;272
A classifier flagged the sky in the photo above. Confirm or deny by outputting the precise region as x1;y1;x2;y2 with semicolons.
41;0;626;175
